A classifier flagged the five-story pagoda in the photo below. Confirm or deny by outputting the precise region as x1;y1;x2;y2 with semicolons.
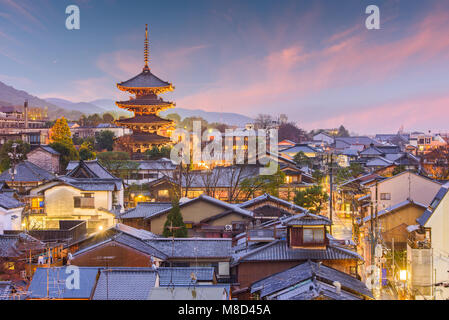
115;25;175;154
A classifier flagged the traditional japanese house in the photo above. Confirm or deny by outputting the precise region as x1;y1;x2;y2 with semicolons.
237;193;306;223
250;260;373;300
134;194;254;237
230;212;362;299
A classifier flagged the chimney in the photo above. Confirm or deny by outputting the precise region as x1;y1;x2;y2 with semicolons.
24;100;28;129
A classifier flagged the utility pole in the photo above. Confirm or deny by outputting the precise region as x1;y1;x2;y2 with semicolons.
96;256;115;300
329;153;334;235
374;179;379;242
370;200;375;268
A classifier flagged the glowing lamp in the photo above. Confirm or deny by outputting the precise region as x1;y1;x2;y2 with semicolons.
399;270;407;281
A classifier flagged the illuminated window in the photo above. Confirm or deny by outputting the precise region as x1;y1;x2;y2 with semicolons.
158;190;169;197
31;197;44;209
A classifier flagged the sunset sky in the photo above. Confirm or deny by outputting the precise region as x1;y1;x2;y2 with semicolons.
1;0;449;134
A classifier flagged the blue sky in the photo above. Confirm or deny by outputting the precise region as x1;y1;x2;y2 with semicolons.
1;0;449;134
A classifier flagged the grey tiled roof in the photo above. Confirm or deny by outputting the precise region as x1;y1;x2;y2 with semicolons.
239;193;307;213
92;268;157;300
362;199;427;224
0;235;21;258
157;267;215;286
232;240;362;266
280;145;319;155
59;176;123;191
0;281;12;300
120;202;172;219
0;161;54;182
144;194;253;221
335;136;381;147
66;160;117;179
148;286;229;300
146;238;232;259
28;267;100;299
39;145;60;155
281;212;332;226
0;193;24;209
251;260;372;299
74;226;166;260
365;157;394;167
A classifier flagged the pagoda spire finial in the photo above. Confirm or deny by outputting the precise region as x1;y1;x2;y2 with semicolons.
144;24;149;70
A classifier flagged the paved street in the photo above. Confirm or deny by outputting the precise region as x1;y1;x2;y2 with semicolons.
331;211;354;240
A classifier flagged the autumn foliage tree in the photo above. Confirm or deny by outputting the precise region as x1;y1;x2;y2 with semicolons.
49;117;79;171
50;117;73;145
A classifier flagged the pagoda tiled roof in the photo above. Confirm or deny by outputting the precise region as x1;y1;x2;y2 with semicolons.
130;132;171;144
117;68;172;90
116;114;173;125
116;97;173;107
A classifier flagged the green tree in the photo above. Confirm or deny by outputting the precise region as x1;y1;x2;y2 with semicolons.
49;141;79;172
312;169;325;184
337;125;350;137
335;163;365;184
163;199;188;237
50;117;73;145
102;113;115;123
86;114;103;127
0;140;30;172
165;113;181;124
79;141;96;161
293;151;311;167
144;145;172;159
294;185;329;214
95;130;115;151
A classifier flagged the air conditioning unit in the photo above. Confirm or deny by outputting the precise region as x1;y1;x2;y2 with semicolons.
225;225;233;232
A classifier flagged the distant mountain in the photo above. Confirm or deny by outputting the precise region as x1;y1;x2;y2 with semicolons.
85;98;253;126
46;98;106;115
0;80;83;120
88;99;118;110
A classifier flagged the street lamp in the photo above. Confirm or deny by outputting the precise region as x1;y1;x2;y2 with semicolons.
399;269;408;300
400;269;407;282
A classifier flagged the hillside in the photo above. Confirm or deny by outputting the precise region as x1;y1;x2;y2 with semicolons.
0;81;83;120
46;98;106;115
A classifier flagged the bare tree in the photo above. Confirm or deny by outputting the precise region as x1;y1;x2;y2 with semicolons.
199;168;221;198
254;114;274;130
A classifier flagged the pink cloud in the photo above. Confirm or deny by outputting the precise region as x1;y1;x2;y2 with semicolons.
305;93;449;134
176;8;449;124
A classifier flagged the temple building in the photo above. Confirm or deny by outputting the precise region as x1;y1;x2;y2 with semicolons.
115;25;175;155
